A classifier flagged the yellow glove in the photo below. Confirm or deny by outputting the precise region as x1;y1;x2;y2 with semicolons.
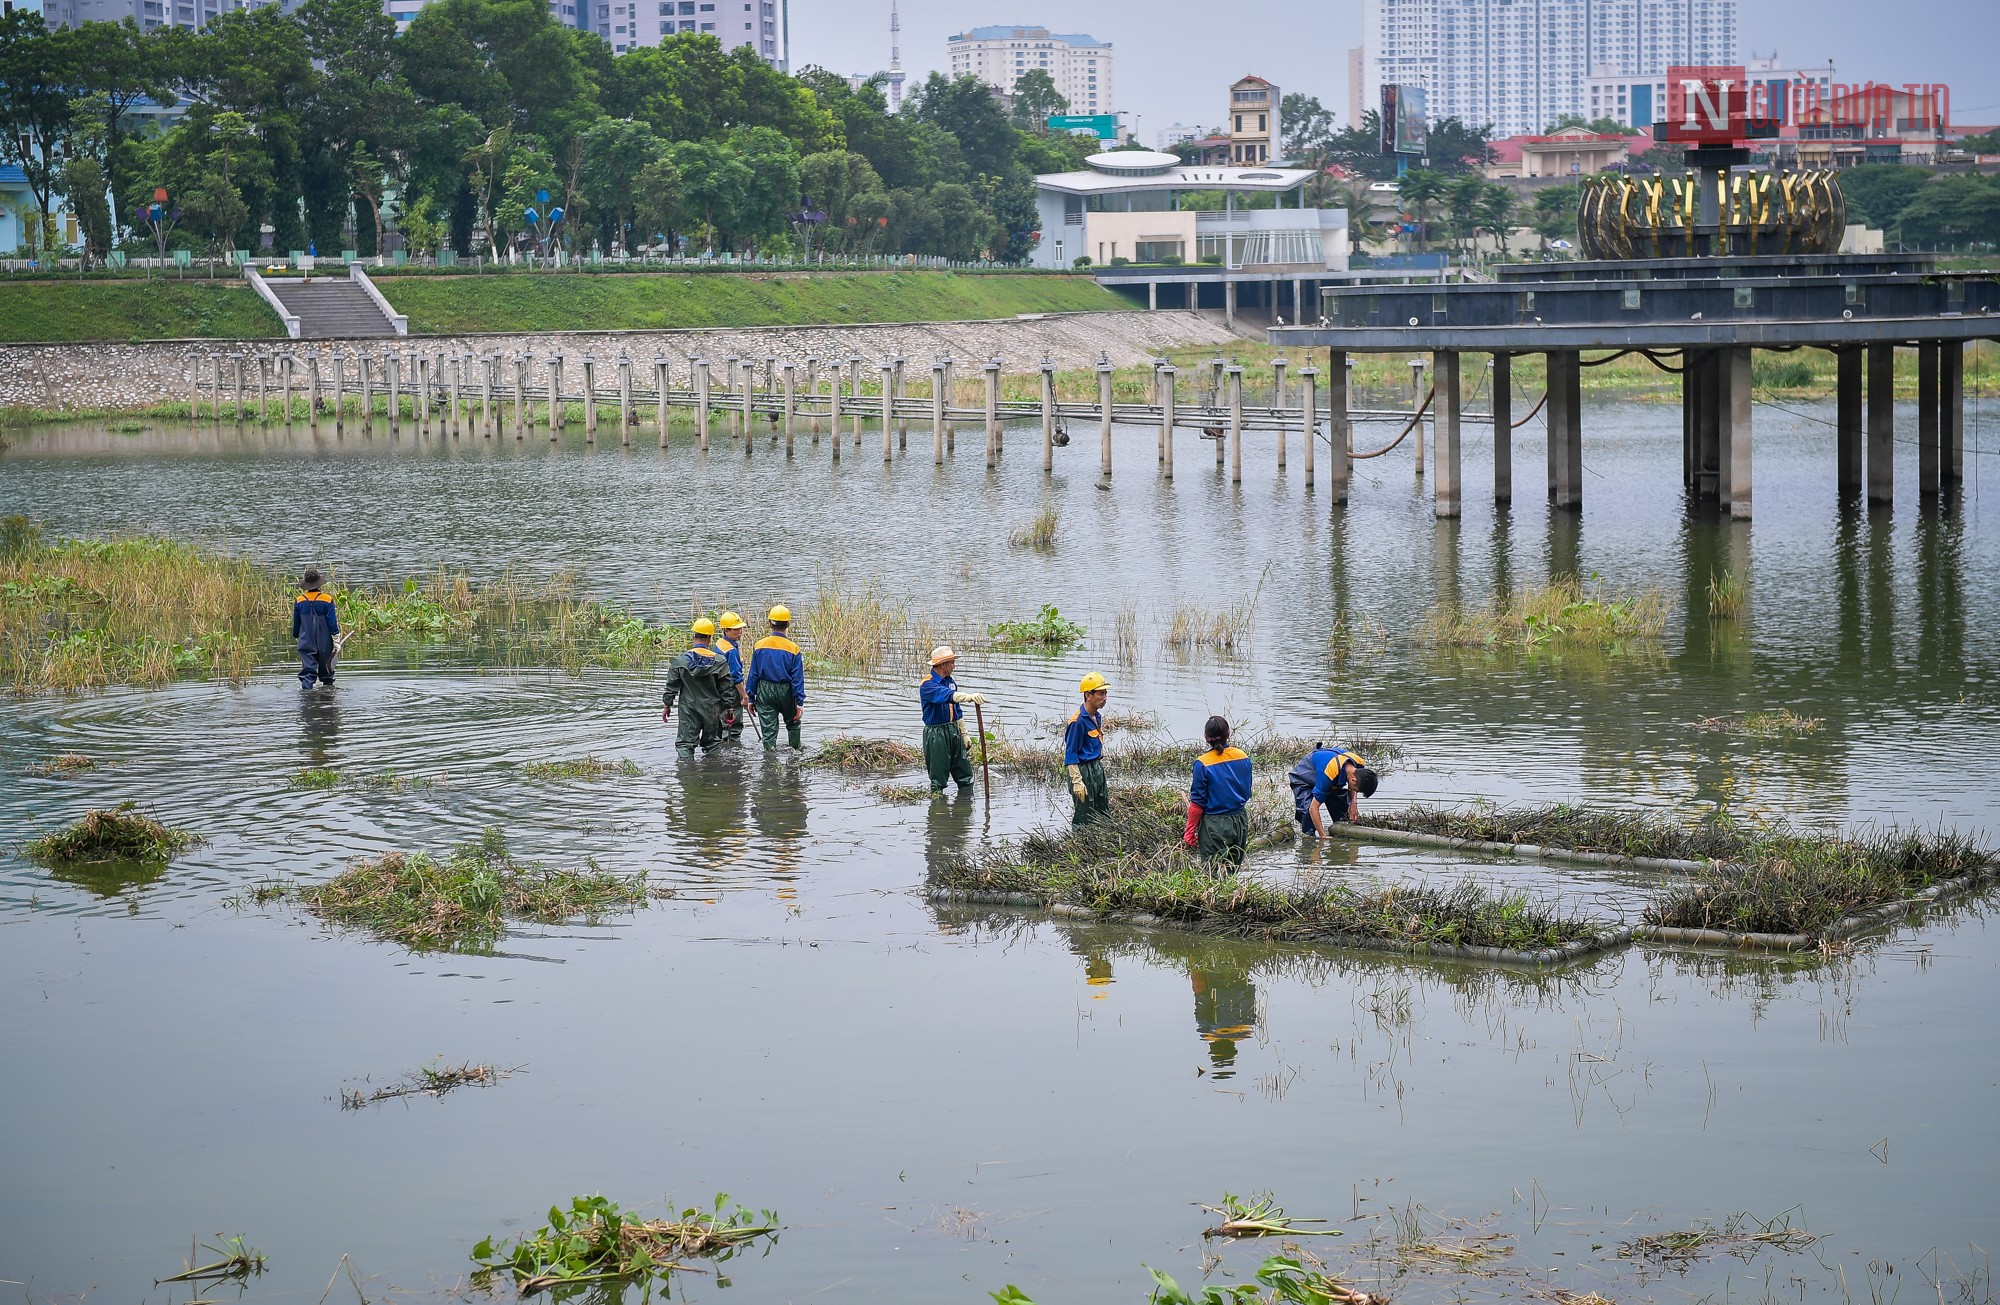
1067;763;1087;803
954;691;985;706
957;718;974;750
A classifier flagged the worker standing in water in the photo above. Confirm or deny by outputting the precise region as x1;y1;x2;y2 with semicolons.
292;568;338;690
919;645;981;795
715;611;751;740
746;605;806;751
1184;715;1252;868
1290;743;1379;836
661;617;733;757
1064;673;1111;825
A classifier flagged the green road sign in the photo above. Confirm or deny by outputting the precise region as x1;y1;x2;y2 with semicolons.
1047;113;1120;140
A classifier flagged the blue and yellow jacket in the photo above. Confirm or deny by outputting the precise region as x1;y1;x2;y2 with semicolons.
1310;747;1367;808
746;634;806;704
1189;746;1253;816
920;672;962;726
292;590;338;655
715;636;745;686
1063;706;1104;765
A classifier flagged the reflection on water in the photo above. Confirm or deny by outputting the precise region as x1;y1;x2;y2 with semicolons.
2;399;1998;1302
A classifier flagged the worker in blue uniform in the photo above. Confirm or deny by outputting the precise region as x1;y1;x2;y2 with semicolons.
745;604;806;751
1184;715;1253;867
661;617;733;757
292;568;339;689
1289;744;1379;837
919;645;980;794
1063;672;1111;825
715;611;751;739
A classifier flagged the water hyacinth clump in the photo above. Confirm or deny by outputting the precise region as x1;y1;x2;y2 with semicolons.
26;801;203;865
1419;575;1668;650
297;827;654;951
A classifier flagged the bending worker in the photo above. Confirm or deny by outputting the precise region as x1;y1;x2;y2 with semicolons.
1185;715;1252;867
919;645;981;795
1291;743;1379;837
661;617;733;756
292;568;339;690
715;611;751;739
746;605;806;751
1064;673;1111;825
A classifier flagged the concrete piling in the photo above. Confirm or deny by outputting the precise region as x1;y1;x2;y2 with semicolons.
1271;357;1287;471
655;358;671;446
1299;366;1316;489
1491;353;1511;505
782;362;797;456
1097;355;1114;482
983;360;1000;470
1227;365;1243;483
1040;358;1056;474
1160;364;1176;480
386;354;400;433
695;358;712;451
931;360;947;466
1327;348;1349;505
1433;350;1461;518
881;361;895;463
619;354;634;446
1867;344;1894;506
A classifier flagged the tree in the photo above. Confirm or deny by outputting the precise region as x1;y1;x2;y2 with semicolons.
349;140;392;255
60;157;114;265
399;194;445;258
1531;183;1579;247
1446;172;1486;253
401;0;595;145
1324;111;1398;181
906;73;1017;180
726;125;801;247
1280;92;1335;160
633;155;683;249
1477;183;1518;253
1398;167;1446;248
578;117;665;251
1008;69;1067;131
927;182;995;260
1838;164;1930;229
0;12;74;254
669;138;750;249
1423;116;1495;174
180;172;249;261
1960;130;2000;154
53;20;172;214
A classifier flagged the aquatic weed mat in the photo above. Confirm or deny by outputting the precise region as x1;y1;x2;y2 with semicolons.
930;787;1614;966
25;801;203;865
813;731;1403;785
1334;803;1999;946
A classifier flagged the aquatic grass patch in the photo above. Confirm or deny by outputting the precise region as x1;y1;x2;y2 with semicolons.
1009;502;1061;550
297;828;653;951
811;736;925;773
1707;568;1747;619
26;801;202;865
26;752;100;777
290;766;343;790
986;604;1086;652
1619;1211;1819;1266
340;1060;515;1109
0;520;688;690
812;732;1400;785
518;756;643;781
803;577;914;670
470;1192;778;1296
875;783;933;804
157;1235;268;1285
286;767;446;791
1419;575;1668;650
935;787;1603;956
1697;708;1823;737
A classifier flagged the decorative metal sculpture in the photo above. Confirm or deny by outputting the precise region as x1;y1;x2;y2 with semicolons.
1577;170;1845;260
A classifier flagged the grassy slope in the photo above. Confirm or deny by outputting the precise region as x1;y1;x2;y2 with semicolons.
0;280;283;343
377;271;1132;334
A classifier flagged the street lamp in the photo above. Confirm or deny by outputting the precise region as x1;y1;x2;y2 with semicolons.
523;188;565;266
791;195;825;263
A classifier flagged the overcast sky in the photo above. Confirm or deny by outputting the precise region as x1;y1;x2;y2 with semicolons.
790;0;2000;139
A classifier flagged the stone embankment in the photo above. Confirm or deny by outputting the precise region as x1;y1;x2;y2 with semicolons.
0;310;1240;413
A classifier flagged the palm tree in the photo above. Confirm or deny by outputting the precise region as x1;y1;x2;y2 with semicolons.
1397;168;1446;251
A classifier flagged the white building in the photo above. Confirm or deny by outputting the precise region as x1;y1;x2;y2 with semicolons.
1366;0;1738;138
1586;52;1832;131
947;24;1113;115
590;0;784;61
43;0;294;33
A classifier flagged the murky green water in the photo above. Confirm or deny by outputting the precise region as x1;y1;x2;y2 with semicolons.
3;400;1998;1303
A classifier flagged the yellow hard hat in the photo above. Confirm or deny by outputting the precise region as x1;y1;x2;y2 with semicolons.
929;644;957;666
719;610;746;631
768;604;792;623
1079;672;1109;693
691;616;716;636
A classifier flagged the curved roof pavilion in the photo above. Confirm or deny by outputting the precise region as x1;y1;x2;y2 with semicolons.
1036;151;1315;199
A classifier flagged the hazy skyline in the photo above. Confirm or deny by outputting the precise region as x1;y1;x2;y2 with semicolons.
791;0;2000;138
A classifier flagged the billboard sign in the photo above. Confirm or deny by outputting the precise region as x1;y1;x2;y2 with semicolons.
1047;114;1120;140
1379;84;1429;156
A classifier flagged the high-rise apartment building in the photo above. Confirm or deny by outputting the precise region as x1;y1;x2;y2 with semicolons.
43;0;292;32
592;0;784;62
1366;0;1738;138
946;25;1113;115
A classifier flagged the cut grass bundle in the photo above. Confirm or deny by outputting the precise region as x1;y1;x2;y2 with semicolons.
340;1060;513;1109
812;736;925;773
518;756;642;781
1419;575;1668;650
157;1236;267;1285
812;732;1401;785
1009;502;1060;550
298;827;653;951
26;801;201;865
471;1192;778;1296
26;752;99;776
1202;1192;1341;1240
936;787;1602;955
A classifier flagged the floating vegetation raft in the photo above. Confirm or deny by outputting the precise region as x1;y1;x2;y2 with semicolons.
288;767;445;791
814;733;1401;783
0;516;687;692
1618;1212;1819;1265
987;604;1087;652
1696;708;1823;736
471;1193;779;1297
935;787;1603;956
26;752;100;776
1370;803;1995;940
518;756;642;781
26;801;201;865
1419;575;1668;649
298;828;653;951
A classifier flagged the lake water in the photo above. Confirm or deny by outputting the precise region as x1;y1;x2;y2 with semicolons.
3;398;1997;1304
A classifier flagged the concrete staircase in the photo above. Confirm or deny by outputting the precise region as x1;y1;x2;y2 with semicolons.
265;277;401;337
